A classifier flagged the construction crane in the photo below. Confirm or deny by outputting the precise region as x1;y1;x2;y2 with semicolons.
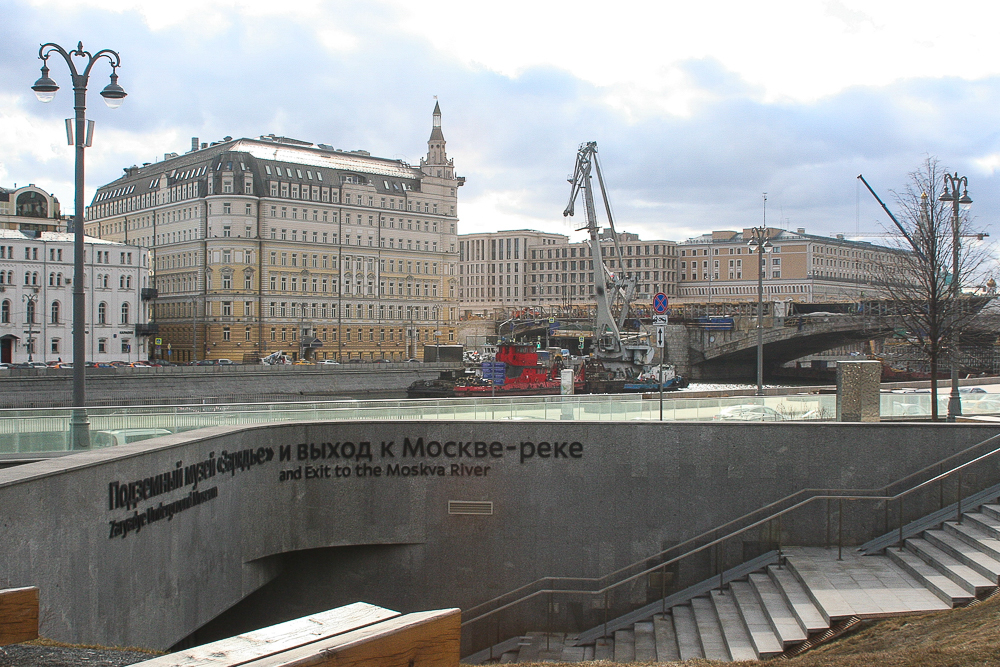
564;142;654;374
856;174;989;251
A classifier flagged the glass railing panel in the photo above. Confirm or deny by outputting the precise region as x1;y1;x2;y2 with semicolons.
0;391;903;456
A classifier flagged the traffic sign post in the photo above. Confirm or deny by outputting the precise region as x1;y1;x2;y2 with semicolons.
652;291;670;423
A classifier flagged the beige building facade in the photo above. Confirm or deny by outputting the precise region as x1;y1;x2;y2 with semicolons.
677;227;903;303
85;104;461;362
458;228;678;318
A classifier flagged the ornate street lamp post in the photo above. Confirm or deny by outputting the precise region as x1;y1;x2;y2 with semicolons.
938;174;972;422
31;42;126;448
747;198;772;396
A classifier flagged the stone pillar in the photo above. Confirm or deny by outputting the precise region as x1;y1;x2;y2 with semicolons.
837;360;882;422
560;369;575;395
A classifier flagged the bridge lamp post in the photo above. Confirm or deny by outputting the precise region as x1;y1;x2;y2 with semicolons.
31;41;127;449
938;174;972;422
747;226;772;396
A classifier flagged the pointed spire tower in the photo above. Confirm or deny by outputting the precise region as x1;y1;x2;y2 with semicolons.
421;100;453;179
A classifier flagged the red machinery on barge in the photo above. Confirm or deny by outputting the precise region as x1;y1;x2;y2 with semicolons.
453;342;584;396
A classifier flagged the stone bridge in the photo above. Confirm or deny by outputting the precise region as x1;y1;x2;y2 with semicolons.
665;315;894;381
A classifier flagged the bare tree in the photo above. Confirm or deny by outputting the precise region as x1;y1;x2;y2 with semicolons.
869;157;992;420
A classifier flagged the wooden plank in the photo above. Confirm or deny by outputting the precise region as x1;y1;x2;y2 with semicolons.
133;602;399;666
0;586;38;646
241;608;460;667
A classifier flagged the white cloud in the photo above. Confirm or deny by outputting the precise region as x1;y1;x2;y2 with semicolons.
5;0;1000;243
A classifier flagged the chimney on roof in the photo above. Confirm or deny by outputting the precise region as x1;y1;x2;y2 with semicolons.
191;137;199;153
797;227;805;234
201;143;207;149
223;136;233;142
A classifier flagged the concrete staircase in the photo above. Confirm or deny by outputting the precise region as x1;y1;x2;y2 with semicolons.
466;502;1000;664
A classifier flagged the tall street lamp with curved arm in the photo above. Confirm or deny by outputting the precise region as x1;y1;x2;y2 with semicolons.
747;217;772;396
32;41;127;449
938;173;972;422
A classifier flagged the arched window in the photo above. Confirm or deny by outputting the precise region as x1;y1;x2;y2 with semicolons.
32;272;38;286
24;272;30;285
97;302;107;324
26;300;35;324
121;302;129;324
49;273;55;286
50;301;60;324
16;191;47;218
56;273;62;286
0;300;9;323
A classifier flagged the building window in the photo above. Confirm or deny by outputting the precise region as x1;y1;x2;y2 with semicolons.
51;338;60;354
223;328;231;342
0;300;8;323
50;301;60;324
98;338;107;353
121;302;130;324
97;302;107;324
222;301;232;316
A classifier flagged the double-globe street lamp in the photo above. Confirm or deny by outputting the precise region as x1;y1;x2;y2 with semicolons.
31;41;127;449
747;221;772;397
938;174;972;423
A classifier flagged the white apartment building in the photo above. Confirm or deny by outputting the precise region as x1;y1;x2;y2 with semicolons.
0;230;151;364
0;184;66;233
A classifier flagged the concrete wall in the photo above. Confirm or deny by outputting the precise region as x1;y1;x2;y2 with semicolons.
0;364;460;407
1;420;998;653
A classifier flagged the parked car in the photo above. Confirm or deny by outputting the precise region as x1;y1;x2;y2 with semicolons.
405;358;421;363
317;360;341;365
92;428;173;448
217;358;236;365
713;405;786;422
965;398;1000;414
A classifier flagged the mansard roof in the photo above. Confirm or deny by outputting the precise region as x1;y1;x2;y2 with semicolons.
90;136;425;209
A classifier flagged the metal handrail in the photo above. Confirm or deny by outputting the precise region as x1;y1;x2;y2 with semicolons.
461;430;1000;631
882;431;1000;495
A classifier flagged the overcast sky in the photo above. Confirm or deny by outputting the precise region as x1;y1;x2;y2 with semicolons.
1;0;999;262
